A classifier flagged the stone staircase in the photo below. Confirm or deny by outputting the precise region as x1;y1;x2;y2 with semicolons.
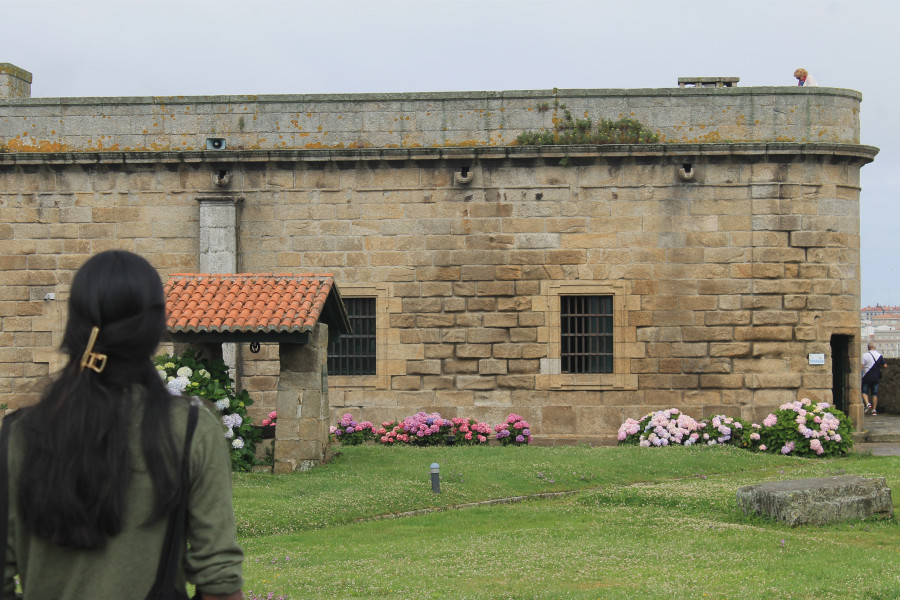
861;413;900;443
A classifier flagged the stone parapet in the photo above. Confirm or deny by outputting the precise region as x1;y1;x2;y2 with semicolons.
0;86;862;153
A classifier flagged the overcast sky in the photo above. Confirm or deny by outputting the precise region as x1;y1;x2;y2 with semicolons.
3;0;897;307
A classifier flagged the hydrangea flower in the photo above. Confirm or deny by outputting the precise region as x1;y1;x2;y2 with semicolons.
222;413;243;429
331;413;379;445
699;414;747;446
495;414;531;445
260;410;277;427
167;376;189;395
809;438;824;455
232;437;244;449
154;349;258;472
618;408;703;447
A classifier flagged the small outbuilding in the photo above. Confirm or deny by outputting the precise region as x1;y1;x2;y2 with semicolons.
165;273;351;472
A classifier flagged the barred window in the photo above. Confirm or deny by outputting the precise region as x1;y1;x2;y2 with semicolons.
560;295;613;374
328;297;376;375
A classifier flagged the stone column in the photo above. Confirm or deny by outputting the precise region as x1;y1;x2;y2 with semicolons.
0;63;31;99
197;196;242;376
274;324;331;473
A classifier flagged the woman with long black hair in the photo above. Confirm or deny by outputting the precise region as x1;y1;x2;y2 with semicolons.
1;250;243;599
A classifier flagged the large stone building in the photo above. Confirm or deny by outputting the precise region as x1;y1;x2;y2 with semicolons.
0;64;879;442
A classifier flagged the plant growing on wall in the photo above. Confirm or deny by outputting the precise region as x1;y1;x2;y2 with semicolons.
154;349;261;471
516;97;659;165
517;111;659;147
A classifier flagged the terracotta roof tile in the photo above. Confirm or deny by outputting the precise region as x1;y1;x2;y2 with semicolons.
165;273;336;335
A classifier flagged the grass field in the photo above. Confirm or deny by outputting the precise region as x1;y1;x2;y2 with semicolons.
232;445;900;599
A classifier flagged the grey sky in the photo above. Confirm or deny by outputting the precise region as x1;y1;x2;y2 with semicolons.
4;0;897;306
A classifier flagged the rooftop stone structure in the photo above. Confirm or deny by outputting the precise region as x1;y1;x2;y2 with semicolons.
0;65;879;443
0;83;862;152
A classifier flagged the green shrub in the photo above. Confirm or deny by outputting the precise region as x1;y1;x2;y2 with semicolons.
758;398;853;457
154;349;260;471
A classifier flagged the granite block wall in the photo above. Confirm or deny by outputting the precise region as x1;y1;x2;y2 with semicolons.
0;81;877;441
0;144;875;442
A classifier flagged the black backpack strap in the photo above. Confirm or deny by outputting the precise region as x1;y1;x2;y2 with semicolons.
146;401;199;599
0;411;22;600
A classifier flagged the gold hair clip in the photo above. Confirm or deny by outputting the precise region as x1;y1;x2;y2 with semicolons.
80;326;108;373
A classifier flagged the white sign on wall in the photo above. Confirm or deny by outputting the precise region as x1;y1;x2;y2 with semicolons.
808;353;826;365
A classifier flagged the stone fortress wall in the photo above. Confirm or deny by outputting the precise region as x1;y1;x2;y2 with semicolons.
0;64;878;442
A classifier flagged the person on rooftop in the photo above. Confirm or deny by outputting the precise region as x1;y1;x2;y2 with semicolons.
794;68;818;87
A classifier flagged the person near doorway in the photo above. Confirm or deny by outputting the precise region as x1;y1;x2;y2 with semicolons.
862;342;886;416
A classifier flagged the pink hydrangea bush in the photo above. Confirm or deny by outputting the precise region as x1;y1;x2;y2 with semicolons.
330;413;377;446
373;412;453;446
697;414;747;447
401;412;454;446
494;413;532;446
449;417;492;445
617;408;702;447
334;412;533;447
617;399;853;458
375;420;403;444
757;398;853;457
377;415;494;445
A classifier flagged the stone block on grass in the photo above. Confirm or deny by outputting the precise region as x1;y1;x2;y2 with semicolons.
736;476;893;527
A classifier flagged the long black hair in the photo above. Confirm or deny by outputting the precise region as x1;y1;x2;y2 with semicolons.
17;250;181;550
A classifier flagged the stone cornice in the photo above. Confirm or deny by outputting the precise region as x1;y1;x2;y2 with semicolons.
0;142;879;167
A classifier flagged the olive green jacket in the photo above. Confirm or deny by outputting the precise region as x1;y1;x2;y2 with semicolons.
2;392;243;599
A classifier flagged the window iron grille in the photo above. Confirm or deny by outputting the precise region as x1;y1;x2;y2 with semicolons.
328;297;376;375
560;295;613;374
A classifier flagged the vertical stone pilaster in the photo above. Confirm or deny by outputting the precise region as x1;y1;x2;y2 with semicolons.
274;324;331;473
197;196;242;273
197;196;242;377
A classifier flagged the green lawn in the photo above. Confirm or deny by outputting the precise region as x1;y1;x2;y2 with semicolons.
233;445;900;599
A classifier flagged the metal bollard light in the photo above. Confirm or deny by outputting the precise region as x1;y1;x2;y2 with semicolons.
430;462;440;493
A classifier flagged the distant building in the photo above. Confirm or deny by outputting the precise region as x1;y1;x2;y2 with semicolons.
860;304;900;319
861;306;900;357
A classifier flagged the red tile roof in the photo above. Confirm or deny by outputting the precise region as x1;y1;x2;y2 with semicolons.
165;273;336;334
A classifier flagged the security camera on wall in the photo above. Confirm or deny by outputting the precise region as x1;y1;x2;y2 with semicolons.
206;137;226;150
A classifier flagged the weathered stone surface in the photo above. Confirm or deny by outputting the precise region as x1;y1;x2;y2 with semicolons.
736;476;894;527
0;77;877;445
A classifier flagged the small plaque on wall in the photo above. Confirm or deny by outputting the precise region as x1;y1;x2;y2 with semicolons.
808;353;826;365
